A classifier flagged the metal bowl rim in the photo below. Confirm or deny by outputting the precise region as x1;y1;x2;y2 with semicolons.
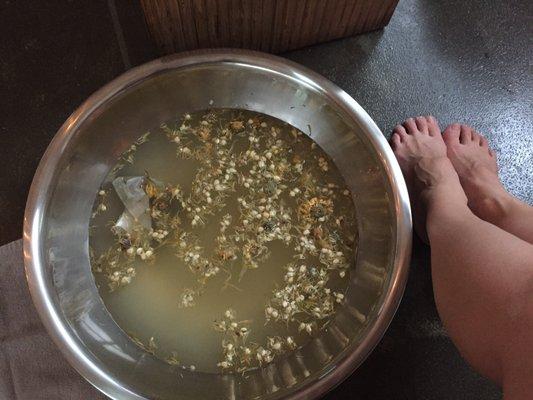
23;48;412;400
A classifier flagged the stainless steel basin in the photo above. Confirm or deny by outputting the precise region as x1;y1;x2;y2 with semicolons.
24;49;411;400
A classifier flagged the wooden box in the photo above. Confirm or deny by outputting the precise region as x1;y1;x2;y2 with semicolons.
141;0;399;54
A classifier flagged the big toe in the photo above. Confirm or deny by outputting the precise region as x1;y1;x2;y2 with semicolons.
442;123;461;145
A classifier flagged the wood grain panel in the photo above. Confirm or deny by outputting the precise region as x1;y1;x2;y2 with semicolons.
141;0;399;54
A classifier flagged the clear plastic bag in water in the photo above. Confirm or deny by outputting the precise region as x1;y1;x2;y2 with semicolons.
112;176;152;232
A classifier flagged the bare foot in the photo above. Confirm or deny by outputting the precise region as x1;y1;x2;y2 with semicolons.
443;124;533;243
391;116;467;242
442;124;503;218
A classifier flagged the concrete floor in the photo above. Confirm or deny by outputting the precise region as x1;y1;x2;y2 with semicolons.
2;0;532;398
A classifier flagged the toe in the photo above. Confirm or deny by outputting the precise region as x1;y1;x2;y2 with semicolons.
476;131;491;146
390;133;402;149
403;118;418;134
392;125;407;140
442;123;461;144
391;125;409;143
426;116;441;136
459;124;473;144
488;149;499;170
415;116;429;134
471;131;481;145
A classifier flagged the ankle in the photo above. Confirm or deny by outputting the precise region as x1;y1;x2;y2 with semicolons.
470;189;518;226
423;178;470;237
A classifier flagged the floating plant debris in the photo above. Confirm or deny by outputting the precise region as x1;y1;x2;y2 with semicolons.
89;109;357;373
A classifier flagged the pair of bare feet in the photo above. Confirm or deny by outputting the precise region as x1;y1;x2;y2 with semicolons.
391;116;531;245
391;116;533;398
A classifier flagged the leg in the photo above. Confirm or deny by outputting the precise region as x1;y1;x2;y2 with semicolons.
392;116;533;398
427;193;533;397
443;124;533;244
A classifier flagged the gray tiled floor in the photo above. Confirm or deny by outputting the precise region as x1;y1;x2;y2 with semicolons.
2;0;531;398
